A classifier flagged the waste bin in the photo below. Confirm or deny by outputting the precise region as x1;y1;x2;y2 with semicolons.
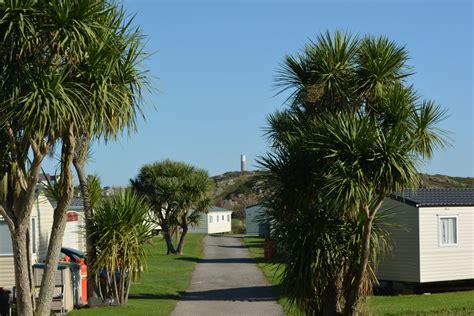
32;263;75;313
69;263;84;308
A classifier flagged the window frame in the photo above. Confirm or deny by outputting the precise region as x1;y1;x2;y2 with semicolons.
438;215;458;247
31;217;37;255
0;218;14;256
209;215;213;223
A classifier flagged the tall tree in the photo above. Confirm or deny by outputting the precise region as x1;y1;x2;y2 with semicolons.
261;31;448;315
131;160;213;255
0;1;148;314
71;7;148;300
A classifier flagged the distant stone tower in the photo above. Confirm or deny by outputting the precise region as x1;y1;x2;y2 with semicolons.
241;154;246;175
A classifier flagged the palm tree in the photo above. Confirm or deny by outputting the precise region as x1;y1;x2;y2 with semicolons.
310;99;447;315
89;190;153;305
261;31;448;315
71;8;148;300
0;1;149;314
131;160;214;255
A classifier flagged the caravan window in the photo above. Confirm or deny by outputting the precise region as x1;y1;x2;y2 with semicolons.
227;214;230;222
0;220;13;255
209;216;213;223
439;216;458;246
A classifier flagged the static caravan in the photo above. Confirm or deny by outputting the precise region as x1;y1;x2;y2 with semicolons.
377;188;474;284
245;204;270;236
0;194;85;289
0;193;51;289
189;206;232;234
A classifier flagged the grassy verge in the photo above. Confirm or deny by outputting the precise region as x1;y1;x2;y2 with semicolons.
367;291;474;315
242;235;474;316
70;233;205;316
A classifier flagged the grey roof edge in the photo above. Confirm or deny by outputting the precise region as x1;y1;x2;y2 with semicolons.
208;206;233;213
245;203;262;209
389;188;474;207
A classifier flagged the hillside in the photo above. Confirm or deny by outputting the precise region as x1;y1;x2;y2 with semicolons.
213;171;474;218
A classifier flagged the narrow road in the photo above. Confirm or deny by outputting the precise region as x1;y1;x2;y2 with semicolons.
171;235;285;316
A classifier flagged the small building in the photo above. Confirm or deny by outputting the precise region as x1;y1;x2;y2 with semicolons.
377;188;474;284
245;204;270;236
189;206;232;234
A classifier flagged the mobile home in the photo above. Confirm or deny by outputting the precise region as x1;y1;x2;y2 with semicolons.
377;188;474;284
189;206;233;234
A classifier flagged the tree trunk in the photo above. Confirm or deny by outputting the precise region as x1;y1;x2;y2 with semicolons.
12;228;35;316
36;132;75;315
345;194;385;316
73;134;100;300
322;282;341;316
344;215;373;316
26;227;36;311
161;221;176;254
176;215;188;255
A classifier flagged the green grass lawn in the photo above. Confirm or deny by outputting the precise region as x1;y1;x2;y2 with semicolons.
70;233;205;316
367;291;474;315
242;235;474;316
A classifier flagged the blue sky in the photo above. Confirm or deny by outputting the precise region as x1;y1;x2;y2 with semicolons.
45;0;473;186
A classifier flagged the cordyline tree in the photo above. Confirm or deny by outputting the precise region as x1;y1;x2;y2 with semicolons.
131;160;214;255
0;1;148;314
71;5;147;301
260;31;448;315
89;190;154;305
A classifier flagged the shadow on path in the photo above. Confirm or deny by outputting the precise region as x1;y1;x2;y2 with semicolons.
178;286;278;302
218;245;247;249
176;257;257;264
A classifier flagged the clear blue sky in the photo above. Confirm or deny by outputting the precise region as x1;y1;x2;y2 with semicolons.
45;0;473;186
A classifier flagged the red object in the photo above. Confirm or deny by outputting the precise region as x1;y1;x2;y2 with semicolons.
79;259;88;305
66;212;79;222
264;238;277;262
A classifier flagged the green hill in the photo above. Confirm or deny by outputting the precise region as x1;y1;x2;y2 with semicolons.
213;171;474;218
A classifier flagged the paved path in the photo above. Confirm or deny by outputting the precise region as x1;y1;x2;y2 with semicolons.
171;235;285;316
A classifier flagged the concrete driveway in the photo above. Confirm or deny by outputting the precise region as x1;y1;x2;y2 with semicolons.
171;235;285;316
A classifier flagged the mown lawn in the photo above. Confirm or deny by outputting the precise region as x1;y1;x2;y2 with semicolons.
367;291;474;315
70;233;205;316
242;235;474;316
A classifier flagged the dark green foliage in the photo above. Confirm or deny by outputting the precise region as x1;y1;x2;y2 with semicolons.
131;160;214;254
89;190;154;305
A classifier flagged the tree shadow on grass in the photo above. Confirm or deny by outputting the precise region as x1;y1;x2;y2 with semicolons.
128;293;180;300
245;242;264;250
